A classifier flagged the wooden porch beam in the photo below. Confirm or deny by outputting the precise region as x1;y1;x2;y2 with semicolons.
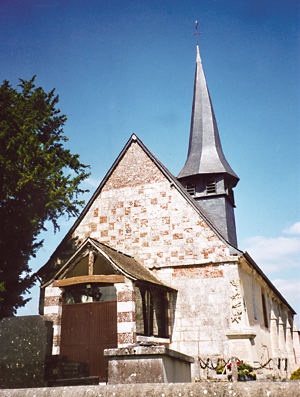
53;275;125;287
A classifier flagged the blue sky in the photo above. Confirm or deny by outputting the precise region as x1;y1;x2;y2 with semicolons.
1;0;299;325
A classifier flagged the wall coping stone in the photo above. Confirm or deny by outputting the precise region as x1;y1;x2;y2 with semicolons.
136;335;170;344
0;381;299;397
104;346;194;363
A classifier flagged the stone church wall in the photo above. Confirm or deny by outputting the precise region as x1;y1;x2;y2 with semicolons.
238;262;299;374
154;263;236;359
66;141;241;372
39;141;300;377
73;142;234;268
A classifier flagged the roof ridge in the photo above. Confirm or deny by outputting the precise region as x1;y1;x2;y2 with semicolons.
91;238;136;260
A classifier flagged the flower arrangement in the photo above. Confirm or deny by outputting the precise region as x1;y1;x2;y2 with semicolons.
216;360;256;381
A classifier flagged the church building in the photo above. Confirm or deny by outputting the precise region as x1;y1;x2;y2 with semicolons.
38;45;300;381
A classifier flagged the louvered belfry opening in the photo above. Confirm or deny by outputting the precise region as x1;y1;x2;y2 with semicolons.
206;181;216;194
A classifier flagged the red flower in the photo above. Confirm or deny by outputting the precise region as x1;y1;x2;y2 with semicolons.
227;364;231;369
237;362;240;365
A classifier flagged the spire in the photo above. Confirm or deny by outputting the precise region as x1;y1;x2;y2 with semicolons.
177;45;239;247
178;45;239;183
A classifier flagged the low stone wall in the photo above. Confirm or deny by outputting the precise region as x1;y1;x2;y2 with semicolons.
0;382;299;397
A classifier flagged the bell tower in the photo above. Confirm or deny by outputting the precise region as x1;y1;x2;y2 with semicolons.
177;45;239;247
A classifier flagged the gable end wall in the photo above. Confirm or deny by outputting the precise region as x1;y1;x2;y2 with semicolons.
73;142;234;268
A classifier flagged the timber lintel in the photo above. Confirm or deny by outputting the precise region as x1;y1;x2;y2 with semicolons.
53;275;126;287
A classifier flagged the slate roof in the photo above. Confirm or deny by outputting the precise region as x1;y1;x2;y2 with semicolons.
91;239;173;289
42;237;175;291
178;45;239;185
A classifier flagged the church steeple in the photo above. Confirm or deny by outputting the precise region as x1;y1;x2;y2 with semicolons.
177;45;239;247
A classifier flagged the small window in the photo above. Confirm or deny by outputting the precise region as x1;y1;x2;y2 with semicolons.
135;284;168;338
206;181;216;194
261;293;268;328
186;184;195;196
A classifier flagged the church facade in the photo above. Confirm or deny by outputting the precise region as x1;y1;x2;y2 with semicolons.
38;46;300;381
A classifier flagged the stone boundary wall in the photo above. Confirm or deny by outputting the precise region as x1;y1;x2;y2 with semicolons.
0;382;299;397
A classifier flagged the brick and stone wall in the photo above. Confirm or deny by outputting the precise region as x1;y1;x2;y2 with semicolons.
43;280;138;353
73;143;234;268
42;285;63;355
40;142;250;367
115;281;137;347
69;142;239;370
39;141;300;378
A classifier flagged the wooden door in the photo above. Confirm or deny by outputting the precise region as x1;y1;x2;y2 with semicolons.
61;301;117;381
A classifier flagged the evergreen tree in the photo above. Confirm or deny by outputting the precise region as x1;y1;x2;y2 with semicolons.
0;77;90;318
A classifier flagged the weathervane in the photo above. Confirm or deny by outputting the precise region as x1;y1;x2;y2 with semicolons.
192;21;202;45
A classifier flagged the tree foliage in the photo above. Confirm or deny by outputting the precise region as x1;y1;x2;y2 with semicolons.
0;76;90;318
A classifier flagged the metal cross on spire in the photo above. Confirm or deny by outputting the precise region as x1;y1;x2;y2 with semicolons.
192;20;202;45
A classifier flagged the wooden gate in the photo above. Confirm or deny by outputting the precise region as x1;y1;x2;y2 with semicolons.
60;300;117;381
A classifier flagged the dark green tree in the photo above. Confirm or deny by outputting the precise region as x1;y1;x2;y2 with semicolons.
0;76;90;318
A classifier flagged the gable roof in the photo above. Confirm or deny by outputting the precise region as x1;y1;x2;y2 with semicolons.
42;237;174;291
38;134;242;281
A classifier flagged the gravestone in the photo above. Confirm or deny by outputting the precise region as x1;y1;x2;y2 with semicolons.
46;356;89;380
0;315;53;389
45;355;99;386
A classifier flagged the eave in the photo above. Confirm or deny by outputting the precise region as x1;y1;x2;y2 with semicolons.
42;237;175;292
242;251;296;315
